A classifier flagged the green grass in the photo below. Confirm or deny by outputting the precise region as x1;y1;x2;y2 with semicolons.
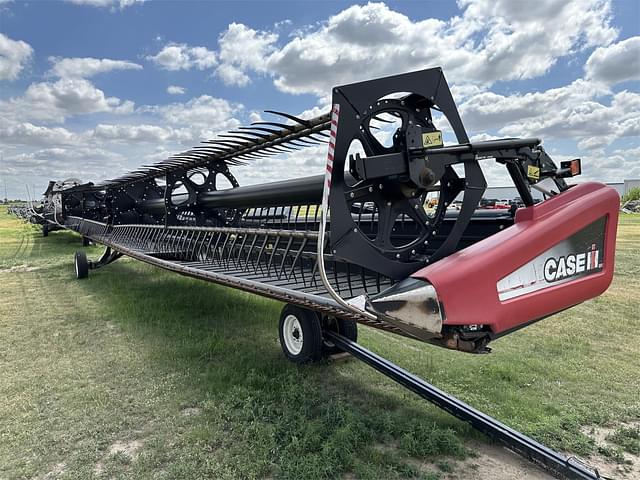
1;208;639;479
607;426;640;456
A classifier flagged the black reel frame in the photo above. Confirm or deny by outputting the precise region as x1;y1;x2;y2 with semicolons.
87;159;242;227
328;68;486;279
163;159;241;227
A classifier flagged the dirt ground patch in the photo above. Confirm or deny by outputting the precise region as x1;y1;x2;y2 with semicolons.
108;439;144;458
452;441;554;480
180;406;202;416
94;439;144;475
34;462;66;480
1;264;40;272
581;422;640;479
433;423;640;480
408;440;554;479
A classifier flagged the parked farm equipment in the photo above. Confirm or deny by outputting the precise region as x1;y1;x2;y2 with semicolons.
17;68;619;479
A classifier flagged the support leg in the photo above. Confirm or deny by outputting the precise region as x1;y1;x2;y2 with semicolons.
73;246;123;279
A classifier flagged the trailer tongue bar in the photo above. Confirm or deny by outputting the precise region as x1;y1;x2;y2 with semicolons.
326;331;606;480
20;67;621;479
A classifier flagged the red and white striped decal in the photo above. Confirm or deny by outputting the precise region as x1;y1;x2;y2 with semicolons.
323;103;340;204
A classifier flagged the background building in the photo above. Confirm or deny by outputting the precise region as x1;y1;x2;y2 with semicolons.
483;179;640;201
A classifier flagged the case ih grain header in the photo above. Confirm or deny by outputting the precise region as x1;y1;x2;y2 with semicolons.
21;69;619;479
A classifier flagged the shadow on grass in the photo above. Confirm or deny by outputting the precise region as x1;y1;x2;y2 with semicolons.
70;257;475;479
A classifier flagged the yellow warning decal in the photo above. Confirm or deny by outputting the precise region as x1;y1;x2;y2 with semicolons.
527;165;540;180
422;131;443;148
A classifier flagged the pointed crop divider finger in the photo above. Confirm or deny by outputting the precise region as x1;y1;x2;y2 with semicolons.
264;110;312;127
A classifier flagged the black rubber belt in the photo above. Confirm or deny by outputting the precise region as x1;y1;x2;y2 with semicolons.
325;331;607;480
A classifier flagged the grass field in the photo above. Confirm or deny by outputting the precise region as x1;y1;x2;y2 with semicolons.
1;207;638;479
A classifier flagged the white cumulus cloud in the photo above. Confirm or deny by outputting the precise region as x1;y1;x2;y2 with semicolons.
215;23;278;86
142;1;617;96
0;122;81;147
262;0;617;95
91;123;194;144
47;57;142;79
585;36;640;86
0;33;33;81
65;0;145;9
147;43;217;71
167;85;186;95
145;95;242;130
3;0;637;197
460;80;640;151
0;78;134;123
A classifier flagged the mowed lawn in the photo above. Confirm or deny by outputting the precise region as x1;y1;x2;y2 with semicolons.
0;207;638;480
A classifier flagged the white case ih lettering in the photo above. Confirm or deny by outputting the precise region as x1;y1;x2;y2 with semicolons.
543;246;600;282
497;218;606;301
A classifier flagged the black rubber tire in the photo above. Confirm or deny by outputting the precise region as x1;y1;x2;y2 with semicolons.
42;224;48;237
322;317;358;355
278;305;323;364
82;236;91;247
74;251;89;279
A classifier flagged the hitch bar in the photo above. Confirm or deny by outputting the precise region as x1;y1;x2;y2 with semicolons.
324;331;605;480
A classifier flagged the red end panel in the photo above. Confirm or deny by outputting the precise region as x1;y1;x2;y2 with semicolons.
412;183;619;335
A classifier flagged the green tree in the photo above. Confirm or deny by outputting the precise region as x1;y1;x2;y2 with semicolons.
621;187;640;203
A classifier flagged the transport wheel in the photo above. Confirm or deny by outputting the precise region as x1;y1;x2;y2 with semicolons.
82;236;91;247
74;251;89;279
322;316;358;355
278;305;323;364
42;224;48;237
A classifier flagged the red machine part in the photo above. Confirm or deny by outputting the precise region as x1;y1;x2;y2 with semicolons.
412;182;620;335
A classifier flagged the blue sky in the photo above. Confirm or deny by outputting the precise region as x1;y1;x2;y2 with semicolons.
0;0;638;199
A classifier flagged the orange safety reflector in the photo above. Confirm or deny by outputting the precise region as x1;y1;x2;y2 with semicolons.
560;159;581;177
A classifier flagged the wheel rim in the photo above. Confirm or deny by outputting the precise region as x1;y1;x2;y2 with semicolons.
283;314;303;355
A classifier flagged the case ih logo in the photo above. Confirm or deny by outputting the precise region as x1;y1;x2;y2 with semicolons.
543;245;600;282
